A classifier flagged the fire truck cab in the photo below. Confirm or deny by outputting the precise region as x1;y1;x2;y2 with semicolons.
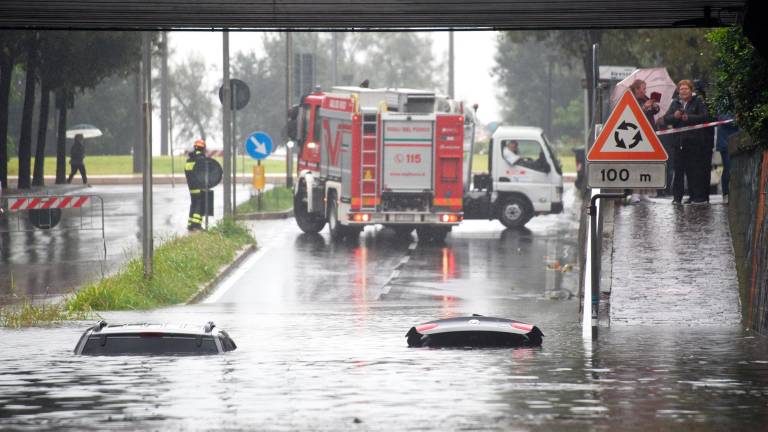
286;87;465;242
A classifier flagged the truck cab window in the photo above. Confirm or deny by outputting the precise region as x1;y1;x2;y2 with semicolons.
501;139;551;173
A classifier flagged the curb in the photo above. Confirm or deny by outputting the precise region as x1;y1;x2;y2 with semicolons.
185;243;258;304
235;208;294;220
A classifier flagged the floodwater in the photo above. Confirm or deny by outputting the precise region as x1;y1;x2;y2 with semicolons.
1;188;767;431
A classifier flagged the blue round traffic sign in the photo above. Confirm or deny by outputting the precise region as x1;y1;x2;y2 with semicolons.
245;131;273;160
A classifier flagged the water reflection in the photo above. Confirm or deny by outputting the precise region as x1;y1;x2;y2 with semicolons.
2;189;767;430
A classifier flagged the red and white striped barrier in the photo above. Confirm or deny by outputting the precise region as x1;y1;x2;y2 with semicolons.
656;119;734;136
206;150;224;158
8;195;90;212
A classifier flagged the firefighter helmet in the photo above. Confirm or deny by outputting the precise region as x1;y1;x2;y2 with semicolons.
194;139;206;149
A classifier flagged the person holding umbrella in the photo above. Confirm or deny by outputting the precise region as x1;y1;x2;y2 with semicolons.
67;133;87;184
628;79;659;203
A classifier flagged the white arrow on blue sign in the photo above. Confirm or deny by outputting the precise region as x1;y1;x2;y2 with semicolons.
245;131;273;160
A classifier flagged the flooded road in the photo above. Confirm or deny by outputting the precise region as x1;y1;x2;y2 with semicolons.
2;189;768;431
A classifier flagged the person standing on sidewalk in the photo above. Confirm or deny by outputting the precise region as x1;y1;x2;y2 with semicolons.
629;79;659;203
663;80;709;205
66;133;87;184
716;114;738;204
185;139;207;231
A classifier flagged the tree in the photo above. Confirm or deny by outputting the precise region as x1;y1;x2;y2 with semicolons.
347;33;443;90
16;32;39;188
170;54;216;146
35;31;142;184
493;32;584;141
493;29;718;144
0;31;24;189
707;26;768;146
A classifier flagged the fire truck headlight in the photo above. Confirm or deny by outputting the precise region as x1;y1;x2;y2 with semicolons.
307;142;317;150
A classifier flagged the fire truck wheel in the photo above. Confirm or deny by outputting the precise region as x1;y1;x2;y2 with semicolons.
498;195;533;229
416;226;450;243
294;182;326;234
327;198;343;240
328;198;360;241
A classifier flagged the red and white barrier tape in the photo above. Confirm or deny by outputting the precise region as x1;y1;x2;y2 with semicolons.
655;119;734;136
8;196;90;212
206;150;224;157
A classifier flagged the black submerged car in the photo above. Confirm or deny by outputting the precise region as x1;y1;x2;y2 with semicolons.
406;315;543;348
74;321;237;355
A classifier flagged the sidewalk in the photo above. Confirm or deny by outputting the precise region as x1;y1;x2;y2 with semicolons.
604;196;742;326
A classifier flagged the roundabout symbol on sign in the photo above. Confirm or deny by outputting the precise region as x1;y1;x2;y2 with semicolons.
614;121;642;149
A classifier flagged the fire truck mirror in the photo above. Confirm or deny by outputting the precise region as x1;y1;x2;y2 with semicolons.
286;105;300;141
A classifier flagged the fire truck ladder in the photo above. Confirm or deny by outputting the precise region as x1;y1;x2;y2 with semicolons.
360;111;379;211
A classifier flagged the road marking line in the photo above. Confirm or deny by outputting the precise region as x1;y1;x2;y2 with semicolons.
204;246;270;304
378;242;417;299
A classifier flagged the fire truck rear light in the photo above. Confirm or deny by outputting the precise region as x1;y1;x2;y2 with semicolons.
307;142;317;149
351;213;371;222
440;214;459;223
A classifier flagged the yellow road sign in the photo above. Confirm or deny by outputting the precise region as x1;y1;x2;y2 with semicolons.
252;164;265;190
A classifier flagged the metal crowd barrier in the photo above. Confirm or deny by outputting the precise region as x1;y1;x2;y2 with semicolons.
0;194;107;261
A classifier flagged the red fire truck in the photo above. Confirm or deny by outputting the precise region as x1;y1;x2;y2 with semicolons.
286;86;465;242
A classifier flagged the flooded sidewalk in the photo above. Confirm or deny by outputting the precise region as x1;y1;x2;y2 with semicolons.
607;197;742;325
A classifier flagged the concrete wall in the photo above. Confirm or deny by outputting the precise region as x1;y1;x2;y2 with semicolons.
728;133;768;333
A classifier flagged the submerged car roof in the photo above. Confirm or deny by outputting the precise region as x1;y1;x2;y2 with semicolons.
95;322;218;336
493;126;544;141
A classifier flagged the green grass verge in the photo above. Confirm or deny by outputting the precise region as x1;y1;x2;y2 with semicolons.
66;219;254;312
236;187;293;213
8;154;574;178
6;155;294;176
0;301;91;328
0;219;255;327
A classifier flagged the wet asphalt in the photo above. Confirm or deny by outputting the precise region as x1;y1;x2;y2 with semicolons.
1;188;767;431
0;183;252;303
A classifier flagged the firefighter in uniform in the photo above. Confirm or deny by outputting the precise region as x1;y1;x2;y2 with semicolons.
185;139;207;231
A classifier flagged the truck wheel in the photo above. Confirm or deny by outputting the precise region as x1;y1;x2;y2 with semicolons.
294;181;326;234
416;226;450;243
328;197;361;241
328;198;344;240
498;195;533;229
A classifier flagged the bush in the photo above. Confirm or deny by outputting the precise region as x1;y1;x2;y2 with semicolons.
707;27;768;147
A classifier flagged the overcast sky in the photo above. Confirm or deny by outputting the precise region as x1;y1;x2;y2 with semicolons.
167;30;502;130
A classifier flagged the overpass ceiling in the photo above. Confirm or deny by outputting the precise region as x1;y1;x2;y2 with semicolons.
0;1;746;30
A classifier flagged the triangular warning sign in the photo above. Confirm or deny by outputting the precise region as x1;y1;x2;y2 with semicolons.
587;90;668;162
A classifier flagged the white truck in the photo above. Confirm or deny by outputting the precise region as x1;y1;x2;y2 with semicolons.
462;125;564;228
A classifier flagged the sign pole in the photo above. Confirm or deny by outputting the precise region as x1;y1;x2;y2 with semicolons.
141;31;153;278
257;160;262;211
232;83;237;216
222;31;232;217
